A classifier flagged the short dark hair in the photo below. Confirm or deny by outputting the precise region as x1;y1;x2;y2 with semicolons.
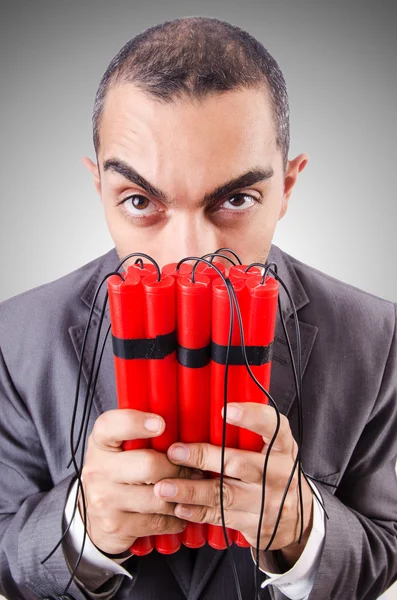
92;16;290;170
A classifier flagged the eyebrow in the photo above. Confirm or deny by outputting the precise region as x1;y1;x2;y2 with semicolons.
103;158;274;208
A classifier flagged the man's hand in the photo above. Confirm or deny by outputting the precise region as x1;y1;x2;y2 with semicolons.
154;402;314;565
80;409;194;555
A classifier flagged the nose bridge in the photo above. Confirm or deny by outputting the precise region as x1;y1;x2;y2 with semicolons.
168;209;220;260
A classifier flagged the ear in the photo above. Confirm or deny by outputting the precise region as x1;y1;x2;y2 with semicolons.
82;156;102;198
279;153;309;220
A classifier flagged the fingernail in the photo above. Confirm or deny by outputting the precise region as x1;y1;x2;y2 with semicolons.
177;506;192;518
144;417;162;433
224;404;243;423
169;445;189;461
159;482;177;498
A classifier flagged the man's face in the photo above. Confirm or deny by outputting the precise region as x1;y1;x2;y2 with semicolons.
85;84;307;268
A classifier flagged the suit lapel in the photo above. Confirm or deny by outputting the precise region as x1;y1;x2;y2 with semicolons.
188;544;225;600
68;248;121;463
68;245;318;598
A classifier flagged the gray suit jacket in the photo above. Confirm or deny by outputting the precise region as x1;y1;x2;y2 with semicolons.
0;245;396;600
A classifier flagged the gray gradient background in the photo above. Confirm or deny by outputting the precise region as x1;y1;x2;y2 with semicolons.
1;0;396;303
0;3;396;599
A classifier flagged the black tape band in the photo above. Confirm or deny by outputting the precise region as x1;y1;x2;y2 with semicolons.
113;333;273;366
177;341;274;367
177;344;212;368
211;341;273;366
112;330;177;360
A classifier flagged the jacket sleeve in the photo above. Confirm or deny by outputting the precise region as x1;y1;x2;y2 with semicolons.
0;342;92;600
309;303;397;599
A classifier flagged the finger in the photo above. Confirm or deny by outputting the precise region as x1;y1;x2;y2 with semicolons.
173;503;253;533
166;443;270;484
172;503;287;549
92;511;187;551
130;512;187;537
154;476;267;512
221;402;294;453
86;481;178;516
83;448;194;485
91;409;166;451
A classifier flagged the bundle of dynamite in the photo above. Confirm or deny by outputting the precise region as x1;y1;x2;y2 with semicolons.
107;253;279;557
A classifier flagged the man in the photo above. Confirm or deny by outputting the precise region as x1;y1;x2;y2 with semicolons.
0;15;396;600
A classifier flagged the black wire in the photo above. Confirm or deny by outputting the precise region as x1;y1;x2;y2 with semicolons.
248;264;329;554
115;252;161;282
62;253;242;597
245;263;305;552
221;281;243;600
267;266;305;545
225;280;281;598
169;256;307;599
209;248;243;265
60;255;163;587
304;474;337;489
200;252;237;267
176;256;243;600
66;252;162;468
242;262;306;587
51;249;326;600
66;289;112;469
42;272;124;564
63;323;112;593
266;264;324;529
190;252;237;282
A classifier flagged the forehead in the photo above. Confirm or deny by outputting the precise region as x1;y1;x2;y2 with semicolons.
98;84;280;187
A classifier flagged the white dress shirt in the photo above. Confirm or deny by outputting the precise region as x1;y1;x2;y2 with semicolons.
63;479;325;599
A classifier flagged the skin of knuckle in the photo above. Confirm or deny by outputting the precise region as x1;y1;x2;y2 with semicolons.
222;483;235;509
81;463;99;484
212;479;234;510
150;513;168;534
182;483;197;505
213;479;221;508
225;455;245;480
195;444;209;471
282;493;296;515
212;509;223;526
100;516;120;536
167;517;185;533
90;490;107;512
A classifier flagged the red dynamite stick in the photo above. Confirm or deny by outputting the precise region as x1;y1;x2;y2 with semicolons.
234;273;279;548
161;263;193;279
194;260;226;283
125;262;158;280
107;272;154;556
176;274;211;548
142;273;181;554
209;277;245;549
228;264;261;281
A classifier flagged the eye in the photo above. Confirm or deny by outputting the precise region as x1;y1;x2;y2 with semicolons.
120;195;159;217
220;194;257;211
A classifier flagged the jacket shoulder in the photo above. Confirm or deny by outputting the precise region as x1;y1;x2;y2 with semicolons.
285;251;396;355
0;250;115;338
289;251;395;316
